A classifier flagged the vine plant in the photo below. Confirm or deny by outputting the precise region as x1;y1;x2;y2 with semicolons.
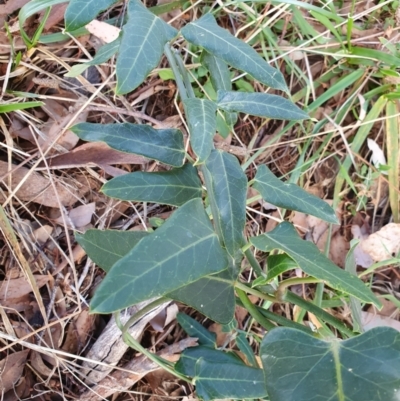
19;0;400;400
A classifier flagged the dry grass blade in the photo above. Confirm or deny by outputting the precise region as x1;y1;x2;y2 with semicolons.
385;101;400;223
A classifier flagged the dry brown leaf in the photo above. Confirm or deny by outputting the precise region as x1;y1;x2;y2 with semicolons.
0;275;49;300
31;225;53;245
42;3;68;31
149;303;179;332
30;351;54;378
360;223;400;262
56;202;96;229
85;20;120;43
38;141;146;171
361;311;400;332
0;350;29;393
351;224;374;268
62;310;94;354
0;160;88;207
0;0;30;15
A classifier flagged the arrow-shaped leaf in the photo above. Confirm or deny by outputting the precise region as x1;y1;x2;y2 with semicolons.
76;229;148;273
176;313;216;347
181;14;287;91
261;327;400;401
71;122;185;167
168;270;235;323
65;0;119;31
90;198;228;313
251;222;381;307
195;359;267;401
102;163;202;206
176;346;244;377
116;0;178;94
206;150;247;256
217;90;309;120
183;98;217;164
252;164;338;223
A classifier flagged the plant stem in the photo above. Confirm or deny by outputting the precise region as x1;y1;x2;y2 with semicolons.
235;282;277;303
283;291;355;338
121;297;169;333
277;277;322;297
236;289;276;331
244;247;264;277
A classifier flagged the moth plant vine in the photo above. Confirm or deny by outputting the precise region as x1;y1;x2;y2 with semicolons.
20;0;400;400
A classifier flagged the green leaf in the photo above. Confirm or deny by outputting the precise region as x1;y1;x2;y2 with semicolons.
201;51;231;92
102;164;202;206
168;270;235;324
206;150;247;256
251;222;381;308
181;14;287;91
71;123;185;167
0;102;43;113
261;327;400;401
65;37;121;77
236;332;258;368
183;98;217;164
176;346;243;377
76;229;148;273
195;359;267;401
116;0;178;94
90;198;228;313
65;0;119;31
217;90;309;120
253;254;298;287
176;313;216;347
253;165;338;223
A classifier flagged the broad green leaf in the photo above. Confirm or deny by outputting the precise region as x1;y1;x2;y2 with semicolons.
251;223;381;308
90;199;228;313
65;37;121;77
65;0;119;31
236;332;258;368
217;90;309;120
195;359;267;400
183;99;217;164
176;346;243;377
253;254;298;287
176;313;216;347
253;165;338;223
261;327;400;401
116;0;177;94
181;14;287;91
206;150;247;256
71;123;185;167
76;229;148;272
201;51;231;92
102;163;202;206
168;270;235;324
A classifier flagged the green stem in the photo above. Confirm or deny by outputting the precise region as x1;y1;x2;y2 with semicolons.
277;277;322;297
283;291;355;338
116;311;192;383
174;51;196;99
243;248;264;277
236;289;276;331
121;297;169;333
235;282;277;303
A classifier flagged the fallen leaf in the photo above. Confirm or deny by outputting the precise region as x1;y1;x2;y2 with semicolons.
37;141;146;172
62;310;95;353
0;350;29;393
361;311;400;332
0;275;49;300
31;225;53;245
351;225;374;268
0;160;88;207
85;20;120;43
0;0;30;15
55;202;96;229
42;3;68;31
367;138;387;173
360;223;400;262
